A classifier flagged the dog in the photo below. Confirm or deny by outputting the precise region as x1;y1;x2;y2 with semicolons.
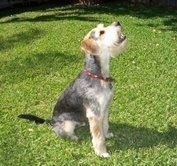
18;22;127;158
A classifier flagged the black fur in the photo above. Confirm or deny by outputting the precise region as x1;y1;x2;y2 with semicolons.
51;54;106;126
18;114;47;124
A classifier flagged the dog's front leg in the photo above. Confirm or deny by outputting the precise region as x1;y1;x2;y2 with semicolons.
103;111;114;139
88;116;110;158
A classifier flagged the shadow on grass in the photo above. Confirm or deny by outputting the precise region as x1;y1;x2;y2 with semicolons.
0;28;43;52
109;123;177;150
0;51;80;84
0;3;177;32
77;123;177;150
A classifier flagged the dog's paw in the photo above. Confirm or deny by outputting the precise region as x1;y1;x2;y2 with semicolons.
105;132;114;139
78;122;86;127
70;135;79;141
95;149;110;158
101;152;110;158
96;152;110;158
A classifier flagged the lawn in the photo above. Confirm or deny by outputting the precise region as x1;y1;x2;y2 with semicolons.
0;3;177;165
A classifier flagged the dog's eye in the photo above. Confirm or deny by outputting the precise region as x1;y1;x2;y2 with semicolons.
100;30;105;36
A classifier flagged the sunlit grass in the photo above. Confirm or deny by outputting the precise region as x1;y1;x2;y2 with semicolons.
0;3;177;165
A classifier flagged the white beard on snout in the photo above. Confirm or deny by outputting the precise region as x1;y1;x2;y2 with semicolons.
110;39;127;58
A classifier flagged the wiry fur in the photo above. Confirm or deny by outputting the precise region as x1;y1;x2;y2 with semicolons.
51;22;127;157
18;22;127;157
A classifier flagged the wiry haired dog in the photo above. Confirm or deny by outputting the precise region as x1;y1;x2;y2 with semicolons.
18;22;127;157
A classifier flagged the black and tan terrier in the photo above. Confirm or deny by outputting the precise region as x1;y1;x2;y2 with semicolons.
19;22;127;157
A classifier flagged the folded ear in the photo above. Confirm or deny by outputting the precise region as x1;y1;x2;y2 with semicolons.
81;38;99;55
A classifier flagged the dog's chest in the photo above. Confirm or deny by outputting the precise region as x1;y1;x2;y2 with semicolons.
96;83;113;113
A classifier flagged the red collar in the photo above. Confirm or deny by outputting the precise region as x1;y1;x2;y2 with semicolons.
83;69;114;82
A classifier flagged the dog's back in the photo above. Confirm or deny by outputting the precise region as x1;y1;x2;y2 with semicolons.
51;68;112;139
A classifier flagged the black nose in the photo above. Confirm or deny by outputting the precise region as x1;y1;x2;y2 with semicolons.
114;21;121;26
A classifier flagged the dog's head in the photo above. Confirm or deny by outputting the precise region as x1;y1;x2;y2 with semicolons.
81;22;127;57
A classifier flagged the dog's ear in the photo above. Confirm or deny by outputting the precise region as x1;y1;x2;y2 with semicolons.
81;37;99;55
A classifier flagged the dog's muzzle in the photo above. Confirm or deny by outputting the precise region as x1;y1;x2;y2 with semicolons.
119;35;126;43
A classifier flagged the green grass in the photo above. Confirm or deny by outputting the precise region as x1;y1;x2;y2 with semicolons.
0;3;177;165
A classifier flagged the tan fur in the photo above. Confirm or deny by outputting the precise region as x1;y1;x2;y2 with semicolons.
88;116;109;157
61;121;79;141
81;38;99;55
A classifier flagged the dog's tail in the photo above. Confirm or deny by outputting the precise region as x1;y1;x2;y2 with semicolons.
18;114;50;125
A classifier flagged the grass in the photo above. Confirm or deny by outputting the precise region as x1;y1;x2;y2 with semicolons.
0;3;177;165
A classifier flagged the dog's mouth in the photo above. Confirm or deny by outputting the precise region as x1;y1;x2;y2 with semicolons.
118;34;126;44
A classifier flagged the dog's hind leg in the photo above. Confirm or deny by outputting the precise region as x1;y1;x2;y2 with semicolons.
53;121;79;141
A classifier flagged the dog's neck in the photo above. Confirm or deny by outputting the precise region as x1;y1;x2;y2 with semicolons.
84;53;110;78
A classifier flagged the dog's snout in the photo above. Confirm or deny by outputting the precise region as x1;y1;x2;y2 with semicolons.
113;22;121;27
